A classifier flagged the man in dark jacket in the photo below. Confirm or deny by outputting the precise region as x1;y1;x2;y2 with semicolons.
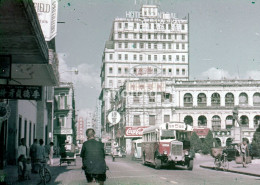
80;128;106;185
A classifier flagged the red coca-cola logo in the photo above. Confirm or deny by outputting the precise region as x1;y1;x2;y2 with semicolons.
125;126;148;137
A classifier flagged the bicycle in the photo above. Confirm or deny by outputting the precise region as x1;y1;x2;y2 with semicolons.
35;160;52;185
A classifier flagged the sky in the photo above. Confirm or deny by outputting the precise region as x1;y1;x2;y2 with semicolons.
55;0;260;116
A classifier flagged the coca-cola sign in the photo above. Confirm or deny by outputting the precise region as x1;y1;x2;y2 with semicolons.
125;126;148;137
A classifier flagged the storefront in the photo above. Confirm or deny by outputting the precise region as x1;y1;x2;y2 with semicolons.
124;126;148;154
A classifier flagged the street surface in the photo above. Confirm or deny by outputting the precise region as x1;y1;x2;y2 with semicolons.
47;155;260;185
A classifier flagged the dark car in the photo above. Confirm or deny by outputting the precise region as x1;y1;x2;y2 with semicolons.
223;143;240;161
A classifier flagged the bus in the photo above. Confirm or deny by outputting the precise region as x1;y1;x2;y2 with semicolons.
142;122;194;170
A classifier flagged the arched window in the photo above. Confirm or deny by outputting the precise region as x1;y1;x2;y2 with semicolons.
253;93;260;106
211;93;220;106
254;115;260;127
197;93;207;107
226;138;232;147
212;115;221;130
184;116;193;126
240;115;249;127
225;93;234;107
225;115;233;129
198;115;207;127
239;93;248;105
184;93;193;107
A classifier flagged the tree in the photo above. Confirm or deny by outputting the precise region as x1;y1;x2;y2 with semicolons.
190;132;202;153
202;130;214;154
251;125;260;158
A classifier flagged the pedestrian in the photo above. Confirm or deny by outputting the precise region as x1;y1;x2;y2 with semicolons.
80;128;107;185
29;139;38;173
240;140;249;167
37;139;46;161
111;143;117;162
48;142;54;166
24;158;32;180
18;138;27;160
17;154;26;181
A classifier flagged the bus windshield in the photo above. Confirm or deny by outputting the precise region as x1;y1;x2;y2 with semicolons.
161;129;175;140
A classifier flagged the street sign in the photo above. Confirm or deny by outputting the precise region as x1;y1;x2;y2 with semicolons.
108;111;120;125
0;85;42;101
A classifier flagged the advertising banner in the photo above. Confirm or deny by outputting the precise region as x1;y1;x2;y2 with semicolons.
125;126;149;137
33;0;58;41
126;81;165;92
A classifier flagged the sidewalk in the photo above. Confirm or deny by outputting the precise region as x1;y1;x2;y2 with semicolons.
1;157;61;185
200;157;260;177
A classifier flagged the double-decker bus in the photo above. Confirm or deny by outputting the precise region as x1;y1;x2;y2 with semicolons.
142;122;194;170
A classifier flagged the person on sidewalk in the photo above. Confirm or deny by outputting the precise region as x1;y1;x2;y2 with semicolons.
18;138;27;160
47;142;54;166
240;140;249;168
29;139;39;173
80;128;107;185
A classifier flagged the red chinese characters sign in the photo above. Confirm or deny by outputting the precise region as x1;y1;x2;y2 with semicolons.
193;128;210;137
125;126;148;137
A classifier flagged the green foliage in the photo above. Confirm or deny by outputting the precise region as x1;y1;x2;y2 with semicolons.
202;130;214;154
190;132;202;153
252;125;260;157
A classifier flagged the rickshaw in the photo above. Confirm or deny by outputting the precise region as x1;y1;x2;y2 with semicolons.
60;143;77;166
211;147;228;171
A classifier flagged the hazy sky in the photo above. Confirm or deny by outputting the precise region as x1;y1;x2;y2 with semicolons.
55;0;260;114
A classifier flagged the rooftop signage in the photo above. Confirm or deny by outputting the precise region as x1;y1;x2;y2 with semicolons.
126;81;166;92
33;0;58;41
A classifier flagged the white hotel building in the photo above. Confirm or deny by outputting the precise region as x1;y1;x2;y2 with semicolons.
100;4;189;134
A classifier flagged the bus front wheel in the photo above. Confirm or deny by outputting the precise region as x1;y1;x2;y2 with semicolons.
187;160;193;170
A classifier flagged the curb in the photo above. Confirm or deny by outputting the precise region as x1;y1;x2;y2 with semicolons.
200;165;260;177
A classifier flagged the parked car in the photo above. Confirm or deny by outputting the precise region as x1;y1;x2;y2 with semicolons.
223;143;240;161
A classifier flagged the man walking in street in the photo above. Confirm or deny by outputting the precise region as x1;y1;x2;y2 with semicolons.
29;139;38;173
240;140;249;167
80;128;107;185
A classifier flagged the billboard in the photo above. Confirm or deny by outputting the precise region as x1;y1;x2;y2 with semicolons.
125;126;149;137
33;0;58;41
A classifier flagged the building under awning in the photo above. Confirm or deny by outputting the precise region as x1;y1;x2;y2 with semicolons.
0;0;59;86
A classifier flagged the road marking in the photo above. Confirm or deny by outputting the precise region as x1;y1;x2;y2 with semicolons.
160;177;167;180
170;181;178;184
109;175;156;179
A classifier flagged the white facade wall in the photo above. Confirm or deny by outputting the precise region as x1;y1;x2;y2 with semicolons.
17;100;37;147
122;80;260;146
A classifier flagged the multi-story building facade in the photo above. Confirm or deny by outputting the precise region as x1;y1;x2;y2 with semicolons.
115;79;260;154
100;4;189;139
53;83;76;148
0;0;59;168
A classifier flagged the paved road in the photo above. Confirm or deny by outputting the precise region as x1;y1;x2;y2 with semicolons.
49;155;260;185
